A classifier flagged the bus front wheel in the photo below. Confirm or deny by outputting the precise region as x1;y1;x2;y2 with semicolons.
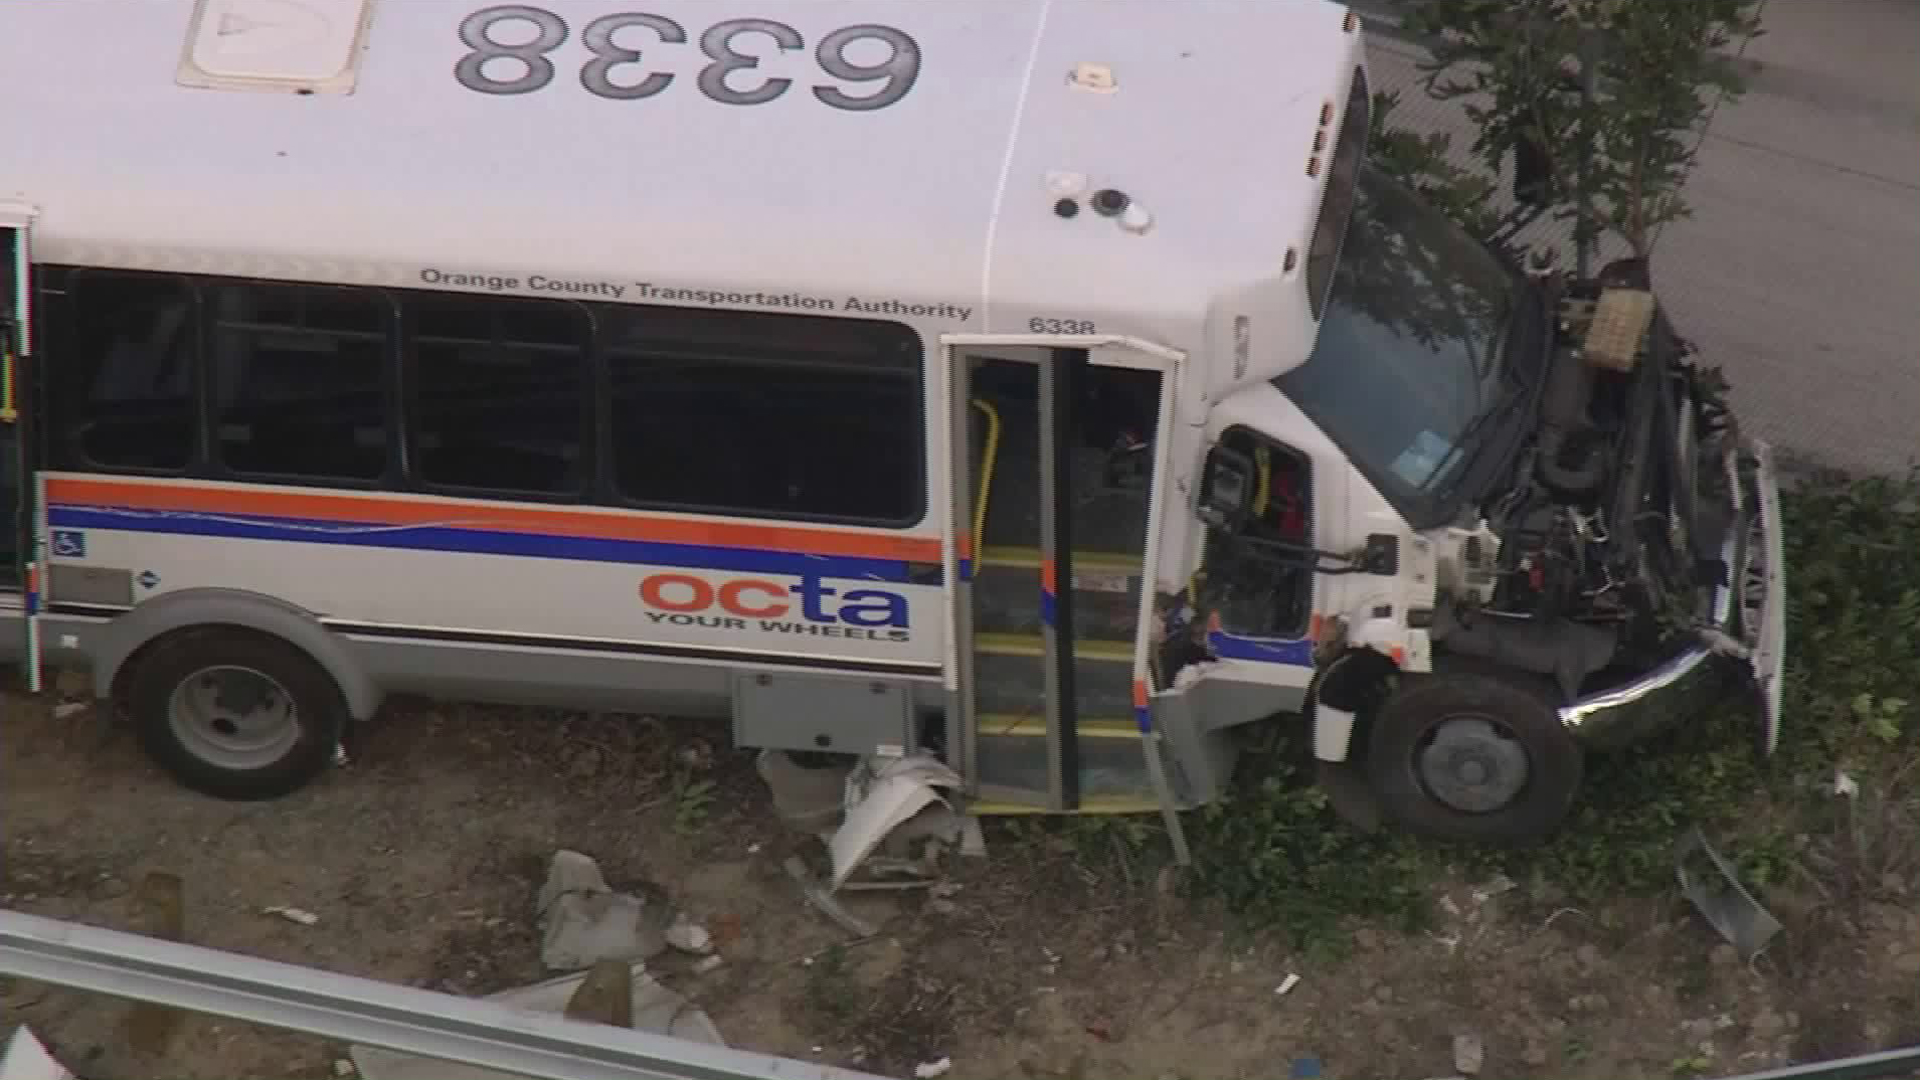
1364;669;1582;848
126;628;348;801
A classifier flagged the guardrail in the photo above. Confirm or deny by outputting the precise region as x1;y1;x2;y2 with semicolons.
5;905;1914;1080
1718;1047;1920;1080
0;909;891;1080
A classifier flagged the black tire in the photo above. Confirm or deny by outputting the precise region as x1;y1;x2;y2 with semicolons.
125;628;347;801
1365;670;1583;847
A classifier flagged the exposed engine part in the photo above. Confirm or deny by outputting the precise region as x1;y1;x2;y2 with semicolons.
1438;262;1729;682
1532;342;1607;499
1431;602;1618;703
1432;523;1501;607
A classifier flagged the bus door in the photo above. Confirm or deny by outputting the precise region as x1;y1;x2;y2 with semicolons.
2;204;35;679
943;335;1179;813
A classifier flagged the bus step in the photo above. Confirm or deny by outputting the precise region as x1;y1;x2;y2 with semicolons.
970;573;1140;640
974;713;1138;739
969;793;1167;817
973;632;1132;663
976;546;1142;575
973;653;1133;718
972;730;1158;807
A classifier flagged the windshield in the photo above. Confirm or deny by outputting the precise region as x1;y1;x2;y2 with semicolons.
1275;165;1522;528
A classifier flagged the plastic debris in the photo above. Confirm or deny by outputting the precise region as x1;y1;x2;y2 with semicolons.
535;850;671;971
1275;973;1301;996
691;954;725;975
912;1057;953;1079
1834;770;1860;798
828;753;962;891
264;905;319;926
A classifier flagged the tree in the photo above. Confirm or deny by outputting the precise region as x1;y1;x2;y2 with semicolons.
1369;0;1764;271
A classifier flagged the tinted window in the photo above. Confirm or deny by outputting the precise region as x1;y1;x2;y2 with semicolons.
406;294;589;496
1278;166;1517;527
604;307;923;524
209;282;391;482
63;272;198;471
1306;66;1369;319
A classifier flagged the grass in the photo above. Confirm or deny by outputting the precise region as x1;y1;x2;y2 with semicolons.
1033;470;1920;946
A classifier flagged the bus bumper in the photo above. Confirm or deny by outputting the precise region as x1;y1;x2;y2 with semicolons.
1557;439;1787;753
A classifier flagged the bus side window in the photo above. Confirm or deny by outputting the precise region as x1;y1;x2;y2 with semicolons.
208;281;393;484
1203;427;1314;639
601;307;925;527
404;292;589;498
58;271;198;472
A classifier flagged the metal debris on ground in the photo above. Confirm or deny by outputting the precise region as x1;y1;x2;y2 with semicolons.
1675;827;1783;960
350;962;726;1080
783;857;878;940
535;850;671;971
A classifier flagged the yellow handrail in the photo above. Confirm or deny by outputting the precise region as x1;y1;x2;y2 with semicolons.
1253;443;1271;516
968;398;1001;561
1;342;16;423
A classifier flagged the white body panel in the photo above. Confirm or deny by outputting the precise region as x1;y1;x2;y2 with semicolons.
1;0;1357;382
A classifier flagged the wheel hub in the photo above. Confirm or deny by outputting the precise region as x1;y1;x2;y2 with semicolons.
1417;718;1530;814
168;665;300;771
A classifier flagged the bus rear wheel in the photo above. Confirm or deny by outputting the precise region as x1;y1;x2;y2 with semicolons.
1365;670;1582;847
126;628;347;801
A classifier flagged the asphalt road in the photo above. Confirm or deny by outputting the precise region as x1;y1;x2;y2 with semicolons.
1356;0;1920;475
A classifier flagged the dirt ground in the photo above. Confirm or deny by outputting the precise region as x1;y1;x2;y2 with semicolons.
3;684;1917;1080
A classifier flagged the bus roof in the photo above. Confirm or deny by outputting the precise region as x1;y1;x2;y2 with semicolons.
2;0;1362;367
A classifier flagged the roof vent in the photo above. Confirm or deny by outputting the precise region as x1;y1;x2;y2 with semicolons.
177;0;375;95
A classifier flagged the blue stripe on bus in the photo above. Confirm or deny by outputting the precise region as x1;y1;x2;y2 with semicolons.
1208;632;1315;667
46;505;931;584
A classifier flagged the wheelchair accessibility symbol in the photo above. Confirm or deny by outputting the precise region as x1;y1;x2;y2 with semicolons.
51;530;87;558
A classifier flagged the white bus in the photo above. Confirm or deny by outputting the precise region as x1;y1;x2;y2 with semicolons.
1;0;1783;846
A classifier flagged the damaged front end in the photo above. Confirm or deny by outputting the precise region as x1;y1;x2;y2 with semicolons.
1428;258;1787;754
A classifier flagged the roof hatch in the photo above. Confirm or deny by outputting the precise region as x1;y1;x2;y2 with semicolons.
176;0;374;95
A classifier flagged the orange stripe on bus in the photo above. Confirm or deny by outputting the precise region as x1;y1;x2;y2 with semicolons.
45;477;942;562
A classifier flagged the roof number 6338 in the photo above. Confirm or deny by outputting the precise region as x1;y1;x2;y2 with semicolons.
454;5;922;112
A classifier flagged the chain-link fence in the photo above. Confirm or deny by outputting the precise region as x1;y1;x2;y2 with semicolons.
1350;0;1920;481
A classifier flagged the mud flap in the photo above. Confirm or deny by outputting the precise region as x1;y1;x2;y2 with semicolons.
1745;440;1787;756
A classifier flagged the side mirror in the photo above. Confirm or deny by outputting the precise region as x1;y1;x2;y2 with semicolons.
1197;445;1256;530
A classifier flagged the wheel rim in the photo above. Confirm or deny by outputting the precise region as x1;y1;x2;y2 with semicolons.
167;665;300;771
1413;716;1531;814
